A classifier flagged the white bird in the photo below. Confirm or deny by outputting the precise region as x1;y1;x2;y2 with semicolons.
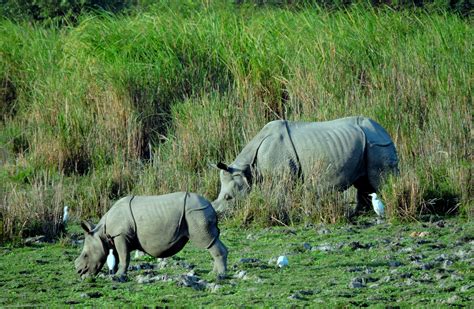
62;206;69;224
276;255;288;268
369;193;385;218
106;249;116;275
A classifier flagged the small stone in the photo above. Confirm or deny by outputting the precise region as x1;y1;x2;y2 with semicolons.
157;258;168;269
303;242;312;250
418;231;430;237
420;263;435;270
404;278;415;286
64;300;80;305
446;295;460;304
399;247;414;253
435;254;449;262
460;285;472;292
442;260;453;269
138;263;153;270
450;273;464;281
419;273;432;282
317;228;330;235
380;276;392;282
416;239;431;245
206;282;221;292
429;243;446;249
348;241;370;250
455;250;469;260
389;260;402;267
435;272;448;280
268;257;277;265
239;258;261;264
434;220;445;228
345;227;357;234
411;260;423;267
288;293;307;300
298;290;314;296
311;244;334;252
349;278;366;288
347;266;363;272
234;270;247;279
133;250;145;260
85;291;102;298
400;272;412;279
409;254;425;261
364;267;374;274
368;284;379;289
438;282;456;292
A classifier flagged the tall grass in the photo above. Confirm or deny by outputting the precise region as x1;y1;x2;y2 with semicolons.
0;3;472;241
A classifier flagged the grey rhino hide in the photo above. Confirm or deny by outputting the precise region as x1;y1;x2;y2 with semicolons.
212;116;398;214
75;192;227;278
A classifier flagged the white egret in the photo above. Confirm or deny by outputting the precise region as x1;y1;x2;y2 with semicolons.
106;249;116;275
63;206;69;224
277;255;288;268
369;193;385;218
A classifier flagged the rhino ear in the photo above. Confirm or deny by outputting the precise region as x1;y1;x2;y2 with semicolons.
81;220;95;234
216;162;230;172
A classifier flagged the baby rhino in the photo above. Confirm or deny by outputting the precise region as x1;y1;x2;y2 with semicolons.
75;192;227;280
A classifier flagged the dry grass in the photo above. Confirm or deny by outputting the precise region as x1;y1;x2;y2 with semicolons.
0;4;471;241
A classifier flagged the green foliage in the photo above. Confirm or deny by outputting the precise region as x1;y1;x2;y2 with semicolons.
236;0;472;16
0;3;472;241
0;0;131;22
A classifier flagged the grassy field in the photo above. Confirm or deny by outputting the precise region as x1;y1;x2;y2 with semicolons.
0;1;472;235
1;217;473;306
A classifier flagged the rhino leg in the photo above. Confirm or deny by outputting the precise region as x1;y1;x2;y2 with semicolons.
208;238;228;275
353;176;375;216
114;236;131;279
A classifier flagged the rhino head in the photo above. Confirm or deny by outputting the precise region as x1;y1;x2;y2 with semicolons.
212;162;251;212
75;221;107;277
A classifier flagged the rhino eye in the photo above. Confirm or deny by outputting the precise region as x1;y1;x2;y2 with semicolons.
224;194;233;201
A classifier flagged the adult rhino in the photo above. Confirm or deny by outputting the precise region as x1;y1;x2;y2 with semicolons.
212;116;398;215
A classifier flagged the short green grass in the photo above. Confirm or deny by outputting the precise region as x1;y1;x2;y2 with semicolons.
1;217;472;306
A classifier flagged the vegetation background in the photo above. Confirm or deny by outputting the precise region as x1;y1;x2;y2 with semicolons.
0;0;472;242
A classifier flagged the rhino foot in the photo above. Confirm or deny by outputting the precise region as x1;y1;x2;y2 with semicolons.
216;273;228;281
113;274;128;283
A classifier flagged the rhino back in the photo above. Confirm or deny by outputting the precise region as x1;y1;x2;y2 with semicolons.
258;117;366;187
